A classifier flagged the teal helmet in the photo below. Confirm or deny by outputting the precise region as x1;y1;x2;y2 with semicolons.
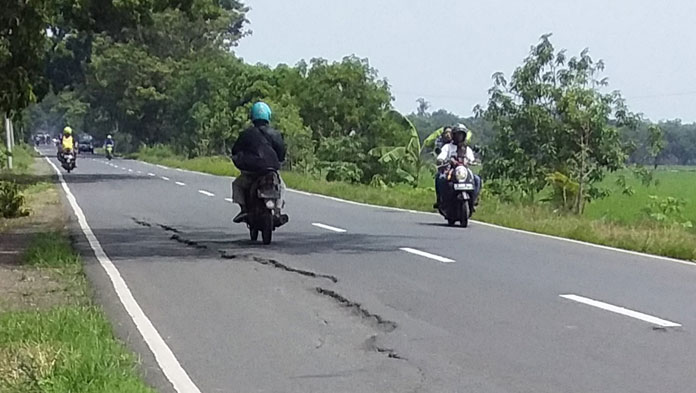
250;102;272;123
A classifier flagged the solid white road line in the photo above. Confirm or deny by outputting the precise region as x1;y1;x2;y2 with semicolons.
43;156;202;393
312;223;347;233
560;294;682;328
175;181;186;186
161;176;170;181
400;247;455;263
148;173;156;177
198;190;215;197
156;164;167;169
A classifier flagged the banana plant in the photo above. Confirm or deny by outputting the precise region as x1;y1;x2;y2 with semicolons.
369;110;442;187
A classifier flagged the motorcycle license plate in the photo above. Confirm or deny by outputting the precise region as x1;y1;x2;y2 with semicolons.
454;183;474;191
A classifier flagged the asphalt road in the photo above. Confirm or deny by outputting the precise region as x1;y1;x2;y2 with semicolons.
42;148;696;393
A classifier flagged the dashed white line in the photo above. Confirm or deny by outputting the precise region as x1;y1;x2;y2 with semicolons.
224;198;233;203
42;156;202;393
400;247;455;263
175;181;186;186
312;223;347;233
137;170;142;174
560;294;682;327
128;169;133;172
198;190;215;197
161;176;170;181
148;173;156;177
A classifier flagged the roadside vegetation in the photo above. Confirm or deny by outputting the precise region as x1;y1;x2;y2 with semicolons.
0;155;154;392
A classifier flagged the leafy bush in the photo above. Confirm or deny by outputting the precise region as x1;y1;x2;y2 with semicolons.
543;171;578;211
643;195;693;228
0;181;29;218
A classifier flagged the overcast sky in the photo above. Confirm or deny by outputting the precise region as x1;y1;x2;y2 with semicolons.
234;0;696;122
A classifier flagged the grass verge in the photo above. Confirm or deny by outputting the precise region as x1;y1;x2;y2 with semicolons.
0;156;154;392
132;148;696;261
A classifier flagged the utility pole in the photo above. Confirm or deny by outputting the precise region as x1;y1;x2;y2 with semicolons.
4;114;12;170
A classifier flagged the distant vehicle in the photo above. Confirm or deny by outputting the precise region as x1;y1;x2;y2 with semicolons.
77;134;94;154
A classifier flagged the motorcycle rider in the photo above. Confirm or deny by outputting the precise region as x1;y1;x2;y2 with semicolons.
57;126;76;166
434;124;481;209
434;126;453;154
231;101;287;223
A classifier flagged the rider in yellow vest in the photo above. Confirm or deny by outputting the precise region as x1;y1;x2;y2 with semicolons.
58;126;76;165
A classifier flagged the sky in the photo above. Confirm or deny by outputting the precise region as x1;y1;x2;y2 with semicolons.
234;0;696;122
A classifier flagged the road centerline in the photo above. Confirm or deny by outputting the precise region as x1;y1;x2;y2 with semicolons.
175;181;186;186
559;294;682;327
198;190;215;197
161;176;170;181
312;223;347;233
400;247;455;263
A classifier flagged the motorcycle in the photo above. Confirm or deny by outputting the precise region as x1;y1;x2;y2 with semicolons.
61;149;76;173
438;159;477;228
105;144;114;160
244;171;288;245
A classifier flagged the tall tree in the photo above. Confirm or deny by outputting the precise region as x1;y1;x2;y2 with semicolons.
479;34;638;212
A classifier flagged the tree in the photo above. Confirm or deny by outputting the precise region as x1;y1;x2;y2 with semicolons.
479;34;638;212
646;124;666;169
416;98;430;117
369;110;440;187
0;0;50;115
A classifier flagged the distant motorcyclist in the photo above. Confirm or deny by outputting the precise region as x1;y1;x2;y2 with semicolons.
434;124;481;209
58;126;76;166
104;134;114;147
231;102;287;223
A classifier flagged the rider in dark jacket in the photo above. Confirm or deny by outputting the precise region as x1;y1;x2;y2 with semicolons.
231;102;286;223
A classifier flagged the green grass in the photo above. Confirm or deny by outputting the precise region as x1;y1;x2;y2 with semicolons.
0;231;154;392
24;232;81;267
586;168;696;224
132;147;696;261
0;306;154;393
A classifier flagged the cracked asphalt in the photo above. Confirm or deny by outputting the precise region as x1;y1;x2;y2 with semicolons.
45;149;696;393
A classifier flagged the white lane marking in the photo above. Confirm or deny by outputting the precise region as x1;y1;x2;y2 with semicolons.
560;294;682;328
133;159;696;267
400;247;455;263
288;191;696;268
128;169;133;172
148;173;156;177
198;190;215;197
43;156;202;393
176;168;184;172
161;176;170;181
137;170;142;174
175;181;186;186
312;223;347;233
224;198;233;203
156;164;167;169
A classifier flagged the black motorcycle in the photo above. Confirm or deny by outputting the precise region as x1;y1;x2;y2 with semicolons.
61;149;76;173
245;171;288;244
438;160;476;228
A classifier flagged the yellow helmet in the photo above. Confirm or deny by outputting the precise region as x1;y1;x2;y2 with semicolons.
63;126;73;135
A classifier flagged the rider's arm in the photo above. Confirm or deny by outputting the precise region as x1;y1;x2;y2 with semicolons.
269;131;286;163
436;144;452;163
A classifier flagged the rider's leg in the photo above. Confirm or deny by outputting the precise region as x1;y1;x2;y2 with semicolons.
434;171;447;209
472;174;482;206
232;174;252;223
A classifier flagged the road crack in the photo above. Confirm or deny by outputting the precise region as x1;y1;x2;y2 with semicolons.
315;287;397;333
219;251;338;283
